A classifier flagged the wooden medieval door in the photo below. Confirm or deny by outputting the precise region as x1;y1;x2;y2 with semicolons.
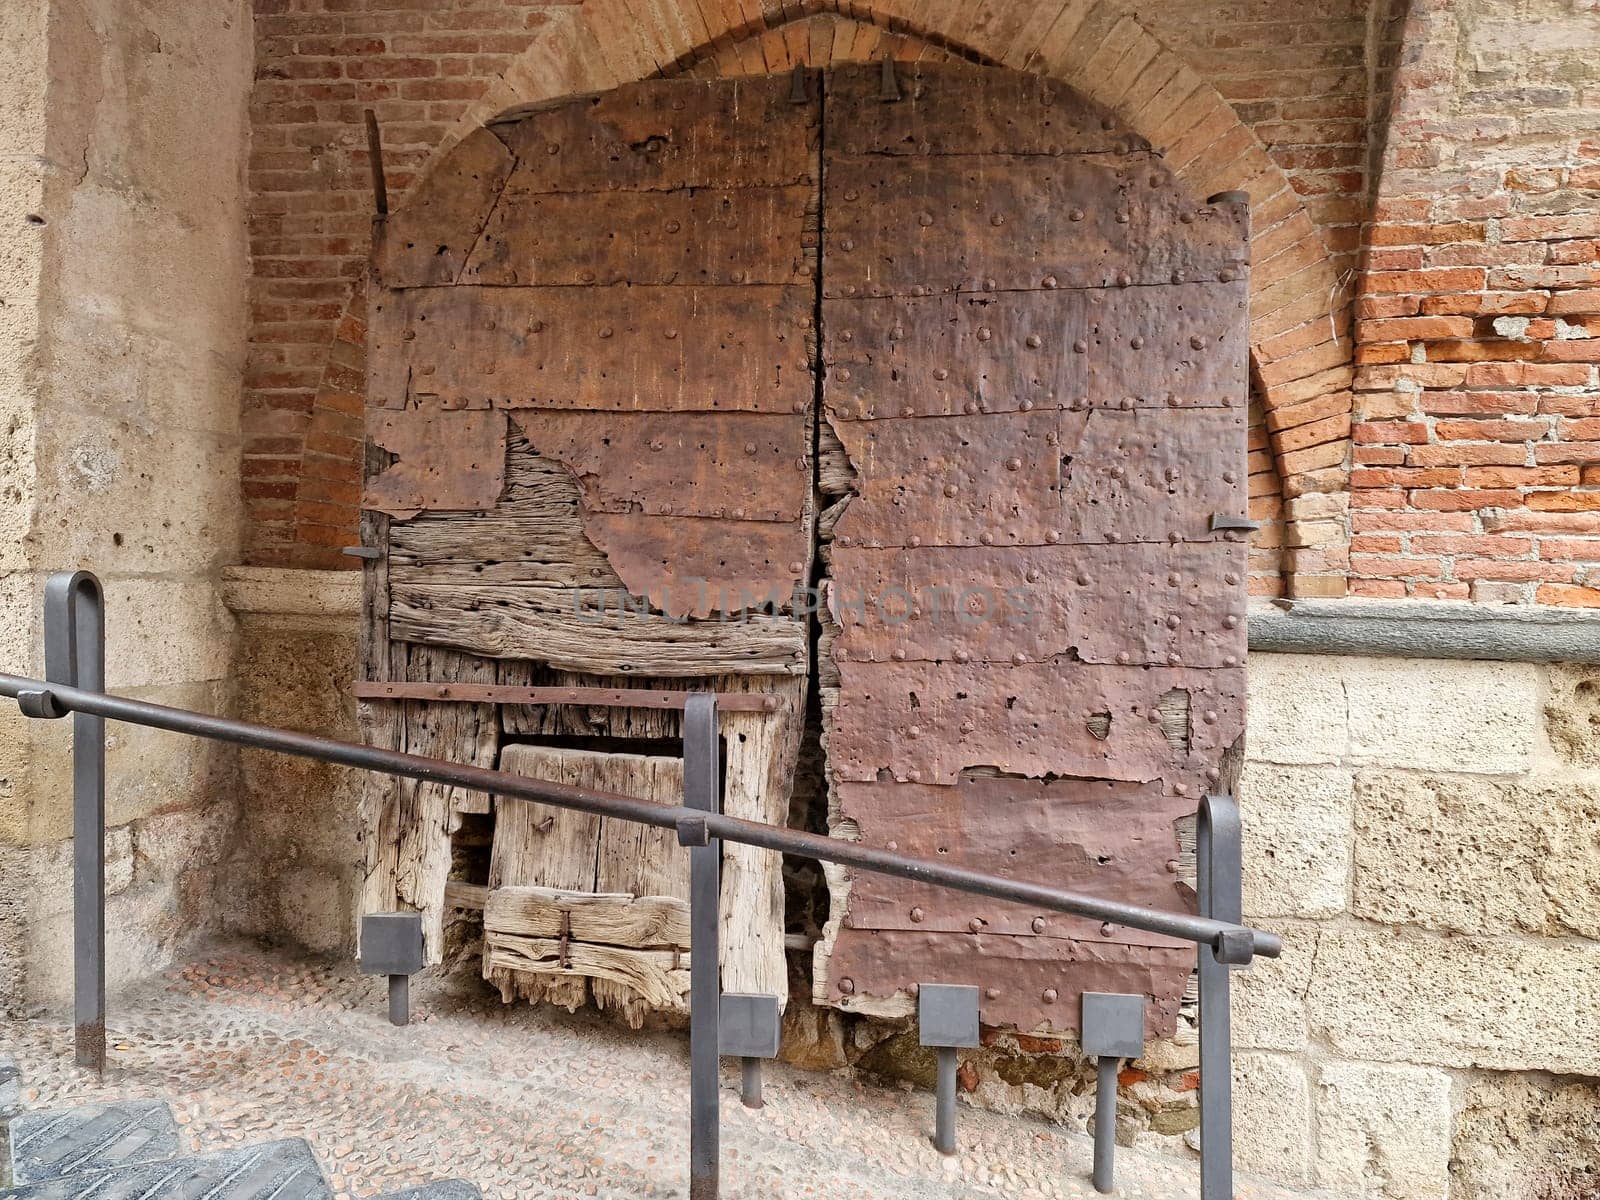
356;60;1250;1041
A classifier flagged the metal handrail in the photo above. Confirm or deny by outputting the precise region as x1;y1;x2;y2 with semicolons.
2;569;1278;1200
0;671;1281;961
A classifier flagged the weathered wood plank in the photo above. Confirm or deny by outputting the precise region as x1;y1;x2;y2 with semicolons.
490;75;817;192
390;580;807;675
365;407;507;519
822;282;1249;418
463;185;813;287
826;61;1134;157
485;934;690;1012
373;125;516;288
361;644;498;965
367;285;815;415
509;410;811;523
484;885;690;947
822;154;1245;298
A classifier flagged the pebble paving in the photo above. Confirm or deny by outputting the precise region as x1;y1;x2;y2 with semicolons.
0;947;1349;1200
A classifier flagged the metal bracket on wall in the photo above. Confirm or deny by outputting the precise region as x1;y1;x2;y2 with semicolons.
1081;992;1147;1194
360;911;424;1026
341;546;382;560
918;984;980;1155
788;63;809;105
879;55;902;102
1209;514;1261;533
364;108;388;217
719;993;781;1108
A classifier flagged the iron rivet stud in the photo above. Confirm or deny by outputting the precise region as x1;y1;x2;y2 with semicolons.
1225;572;1239;585
909;535;922;548
1174;783;1190;797
1168;652;1183;666
600;327;614;338
959;720;976;734
1099;923;1114;937
840;978;855;995
1073;340;1088;354
1130;336;1145;350
980;531;995;546
1117;651;1131;665
665;219;681;233
944;483;959;497
1220;269;1236;283
934;367;949;380
902;405;916;417
1047;530;1062;544
1076;573;1090;586
954;648;970;663
1043;275;1059;289
908;725;922;739
840;330;853;342
977;326;993;341
1070;208;1085;222
1012;652;1028;666
1173;271;1187;284
1148;710;1162;725
1224;655;1239;667
991;213;1005;226
1117;273;1132;287
844;189;859;201
838;535;853;548
986;988;1000;1000
1116;212;1130;224
1169;572;1181;586
788;561;804;574
547;142;560;155
1043;988;1059;1003
1020;398;1035;411
1031;917;1046;933
911;907;925;923
890;325;905;340
837;367;852;381
1167;614;1181;629
1166;859;1182;874
1191;336;1206;350
1223;615;1240;629
1026;335;1042;348
1006;457;1023;471
968;918;984;932
744;441;758;454
665;328;678;339
841;238;855;251
1223;470;1238;483
1204;710;1219;724
892;648;907;661
1025;568;1041;583
1181;211;1195;224
918;212;934;226
964;400;980;414
649;438;665;452
984;277;997;291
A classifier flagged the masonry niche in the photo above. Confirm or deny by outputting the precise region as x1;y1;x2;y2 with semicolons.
356;61;1251;1039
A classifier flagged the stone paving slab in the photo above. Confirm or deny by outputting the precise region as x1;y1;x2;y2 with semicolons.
376;1182;482;1199
0;946;1356;1200
0;1137;328;1200
8;1100;181;1184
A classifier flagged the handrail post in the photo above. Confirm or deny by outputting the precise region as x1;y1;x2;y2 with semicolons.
41;572;107;1073
682;694;721;1200
1197;793;1243;1200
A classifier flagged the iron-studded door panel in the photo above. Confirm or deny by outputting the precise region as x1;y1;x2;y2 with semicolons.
358;75;820;1014
814;62;1250;1038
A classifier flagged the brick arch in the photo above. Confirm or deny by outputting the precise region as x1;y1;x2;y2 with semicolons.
318;2;1351;593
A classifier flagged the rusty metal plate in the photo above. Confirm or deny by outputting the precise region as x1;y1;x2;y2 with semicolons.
822;155;1246;297
836;776;1192;947
492;76;817;192
822;281;1249;417
828;407;1249;549
368;285;814;414
510;411;810;523
580;512;812;624
828;659;1244;790
826;62;1139;157
364;407;506;518
462;185;814;287
374;126;515;288
829;541;1248;668
825;929;1194;1039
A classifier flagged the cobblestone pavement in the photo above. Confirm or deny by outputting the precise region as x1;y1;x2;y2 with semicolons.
0;947;1346;1200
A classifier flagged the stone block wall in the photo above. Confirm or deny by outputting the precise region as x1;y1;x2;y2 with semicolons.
1233;653;1600;1197
0;0;254;1014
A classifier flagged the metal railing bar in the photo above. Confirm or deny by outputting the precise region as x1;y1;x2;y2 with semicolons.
0;671;1281;960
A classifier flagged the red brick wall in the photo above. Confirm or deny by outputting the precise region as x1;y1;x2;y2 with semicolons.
246;1;574;567
1349;0;1600;604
